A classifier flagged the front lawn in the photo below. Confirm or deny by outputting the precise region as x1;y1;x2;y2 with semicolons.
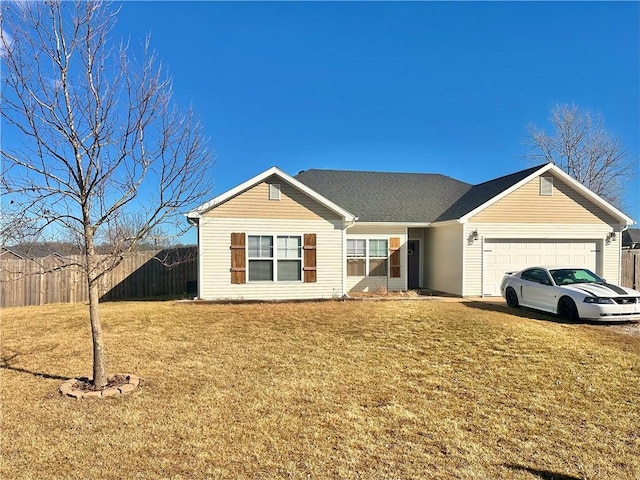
1;300;638;479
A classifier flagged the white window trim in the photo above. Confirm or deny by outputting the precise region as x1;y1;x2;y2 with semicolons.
247;233;303;282
346;238;389;277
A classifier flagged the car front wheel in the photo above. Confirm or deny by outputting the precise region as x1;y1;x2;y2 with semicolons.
505;287;519;308
558;297;579;322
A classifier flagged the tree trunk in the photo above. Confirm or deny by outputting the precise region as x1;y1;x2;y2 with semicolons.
84;222;108;388
88;276;107;388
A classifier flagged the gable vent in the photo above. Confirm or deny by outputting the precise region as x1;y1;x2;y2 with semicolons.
269;183;281;200
540;176;553;196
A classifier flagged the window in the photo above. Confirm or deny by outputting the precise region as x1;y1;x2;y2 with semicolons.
248;235;301;281
540;177;553;196
347;238;388;277
248;235;273;281
277;236;302;281
347;239;366;276
550;268;602;285
368;239;388;277
521;268;551;285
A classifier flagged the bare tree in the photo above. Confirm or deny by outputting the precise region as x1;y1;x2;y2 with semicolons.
526;103;633;207
1;1;213;387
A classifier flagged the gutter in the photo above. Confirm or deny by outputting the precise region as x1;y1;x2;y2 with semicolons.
342;217;359;298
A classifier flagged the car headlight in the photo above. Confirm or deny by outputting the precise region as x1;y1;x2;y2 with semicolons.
583;297;615;304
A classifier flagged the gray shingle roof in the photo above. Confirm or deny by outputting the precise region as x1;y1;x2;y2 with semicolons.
623;228;640;248
294;164;546;223
435;165;544;221
294;169;472;222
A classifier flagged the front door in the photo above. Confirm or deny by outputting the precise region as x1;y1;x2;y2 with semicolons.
408;240;420;290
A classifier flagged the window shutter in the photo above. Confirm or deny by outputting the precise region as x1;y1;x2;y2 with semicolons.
303;233;317;283
230;232;246;284
389;237;401;278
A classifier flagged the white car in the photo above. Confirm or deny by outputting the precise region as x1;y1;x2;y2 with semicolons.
500;267;640;322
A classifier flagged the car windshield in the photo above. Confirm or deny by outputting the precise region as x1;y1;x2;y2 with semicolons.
550;268;604;286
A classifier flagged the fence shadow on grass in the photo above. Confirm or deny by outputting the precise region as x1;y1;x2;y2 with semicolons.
504;464;582;480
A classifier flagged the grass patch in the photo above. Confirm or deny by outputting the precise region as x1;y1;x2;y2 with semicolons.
1;300;638;479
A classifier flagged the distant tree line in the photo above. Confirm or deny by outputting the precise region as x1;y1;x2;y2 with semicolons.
3;241;196;259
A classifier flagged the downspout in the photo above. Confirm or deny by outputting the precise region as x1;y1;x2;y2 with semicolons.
459;219;467;298
196;217;202;300
186;214;201;300
343;217;358;298
406;227;410;291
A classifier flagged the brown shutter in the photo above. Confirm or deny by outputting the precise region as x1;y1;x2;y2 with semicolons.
303;233;317;283
230;232;246;284
389;237;401;278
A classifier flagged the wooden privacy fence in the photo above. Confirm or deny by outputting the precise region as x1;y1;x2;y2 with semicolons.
0;247;197;308
622;250;640;290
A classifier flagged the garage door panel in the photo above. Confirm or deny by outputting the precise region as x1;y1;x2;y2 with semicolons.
496;254;511;264
513;254;529;264
483;239;598;297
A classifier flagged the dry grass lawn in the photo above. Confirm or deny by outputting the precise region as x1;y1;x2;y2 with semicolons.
1;299;639;479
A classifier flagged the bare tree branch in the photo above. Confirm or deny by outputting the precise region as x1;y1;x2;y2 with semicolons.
1;1;214;387
525;103;634;208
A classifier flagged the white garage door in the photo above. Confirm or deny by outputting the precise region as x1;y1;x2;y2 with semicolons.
482;239;599;297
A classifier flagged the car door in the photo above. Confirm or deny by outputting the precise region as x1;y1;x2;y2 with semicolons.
520;268;555;311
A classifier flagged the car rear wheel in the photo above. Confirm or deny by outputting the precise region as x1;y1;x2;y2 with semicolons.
505;287;519;308
558;297;579;322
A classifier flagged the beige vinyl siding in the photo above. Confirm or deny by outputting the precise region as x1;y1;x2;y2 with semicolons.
203;176;342;221
345;225;407;292
462;223;622;297
408;228;426;242
424;223;464;296
199;217;345;301
471;174;619;225
462;224;483;297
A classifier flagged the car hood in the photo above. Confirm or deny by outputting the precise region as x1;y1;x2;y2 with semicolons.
560;283;640;298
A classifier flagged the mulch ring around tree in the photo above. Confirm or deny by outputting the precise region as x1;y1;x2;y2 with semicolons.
59;374;142;400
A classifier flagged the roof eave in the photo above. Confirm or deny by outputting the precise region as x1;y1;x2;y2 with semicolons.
546;165;635;226
353;221;432;227
187;166;357;223
457;163;635;226
457;163;554;222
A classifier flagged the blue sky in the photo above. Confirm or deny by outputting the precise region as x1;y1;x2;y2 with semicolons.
114;1;639;244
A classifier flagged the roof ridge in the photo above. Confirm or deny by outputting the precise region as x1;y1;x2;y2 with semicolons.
471;163;547;187
295;169;473;187
299;168;452;175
